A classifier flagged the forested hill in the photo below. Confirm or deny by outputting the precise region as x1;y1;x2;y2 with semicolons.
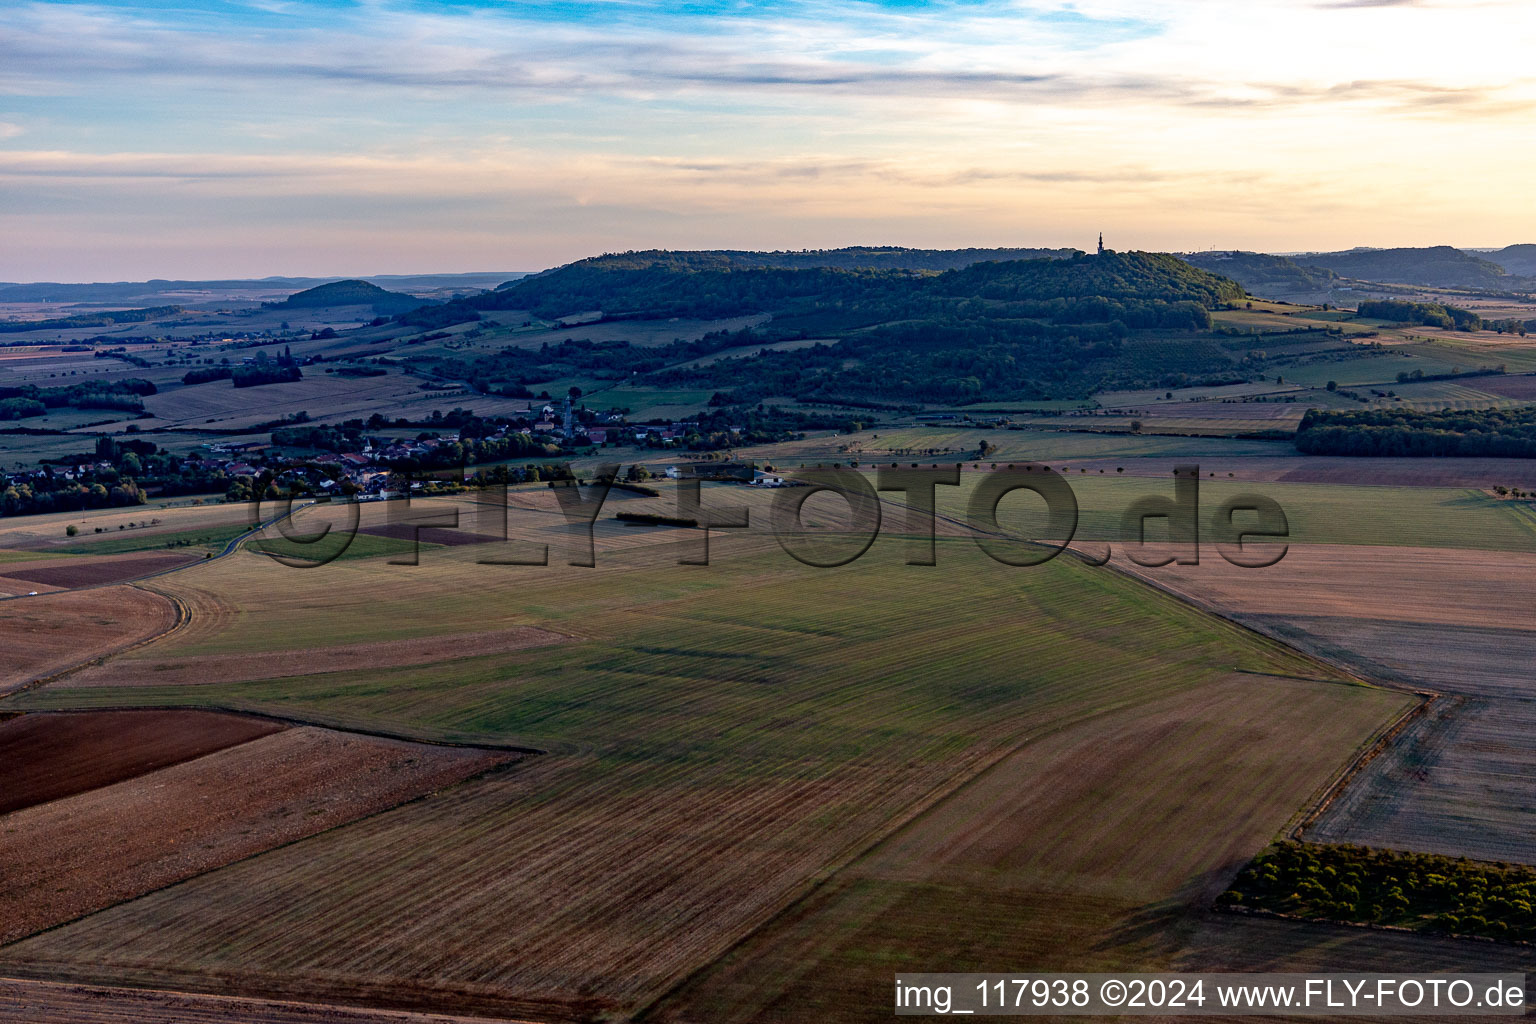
1292;246;1512;290
495;246;1080;290
469;250;1241;322
935;251;1243;305
414;251;1254;406
269;279;425;314
1182;251;1337;298
1486;245;1536;277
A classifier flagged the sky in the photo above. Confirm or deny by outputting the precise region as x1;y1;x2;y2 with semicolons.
2;0;1535;281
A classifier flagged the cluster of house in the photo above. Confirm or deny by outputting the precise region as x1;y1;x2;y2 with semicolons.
525;396;740;446
17;461;116;483
186;440;277;483
663;464;791;488
177;397;756;497
197;439;397;495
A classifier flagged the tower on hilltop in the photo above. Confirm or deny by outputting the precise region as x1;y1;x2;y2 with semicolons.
1098;233;1105;256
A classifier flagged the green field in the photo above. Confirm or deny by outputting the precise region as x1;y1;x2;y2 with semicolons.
799;427;1294;464
249;529;434;564
0;548;75;563
1022;475;1536;553
57;522;250;555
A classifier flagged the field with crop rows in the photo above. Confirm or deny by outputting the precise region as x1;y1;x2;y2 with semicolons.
0;510;1399;1020
1112;543;1536;867
0;585;179;696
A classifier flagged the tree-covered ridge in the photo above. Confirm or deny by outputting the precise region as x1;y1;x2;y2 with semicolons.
476;263;897;321
933;251;1244;306
1296;406;1536;457
1223;841;1536;943
0;305;184;334
1182;251;1337;296
1355;299;1483;331
1485;244;1536;277
269;279;425;314
476;250;1243;323
410;252;1251;404
493;246;1081;290
1293;246;1513;290
657;319;1133;405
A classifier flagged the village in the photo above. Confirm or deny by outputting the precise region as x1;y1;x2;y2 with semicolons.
191;393;774;499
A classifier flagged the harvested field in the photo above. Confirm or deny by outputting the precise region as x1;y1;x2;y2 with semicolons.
656;673;1408;1023
1273;457;1536;488
0;542;1373;1020
0;552;199;589
0;501;251;556
1177;912;1536;991
0;576;62;597
1118;544;1536;865
0;721;517;945
1134;402;1309;421
359;523;503;547
1476;373;1536;400
0;585;178;695
0;978;518;1024
1006;454;1536;491
1117;544;1536;634
141;373;426;429
0;709;282;815
60;625;569;688
1306;692;1536;863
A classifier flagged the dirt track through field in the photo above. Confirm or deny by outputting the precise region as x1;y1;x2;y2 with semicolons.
59;625;570;688
0;723;518;946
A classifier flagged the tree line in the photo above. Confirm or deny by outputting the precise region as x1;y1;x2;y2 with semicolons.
1223;840;1536;942
1295;406;1536;458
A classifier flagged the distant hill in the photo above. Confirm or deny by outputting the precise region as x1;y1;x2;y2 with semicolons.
1483;245;1536;277
268;280;428;315
475;248;1218;322
492;246;1080;292
365;272;527;293
0;272;524;305
1182;251;1336;299
0;305;185;334
418;251;1249;404
1292;246;1511;290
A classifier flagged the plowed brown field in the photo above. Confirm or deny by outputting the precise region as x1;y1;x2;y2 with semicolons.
0;709;282;814
0;552;199;589
0;718;518;946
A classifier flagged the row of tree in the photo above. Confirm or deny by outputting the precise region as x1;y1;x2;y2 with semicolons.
1223;840;1536;941
1357;299;1483;331
1295;407;1536;458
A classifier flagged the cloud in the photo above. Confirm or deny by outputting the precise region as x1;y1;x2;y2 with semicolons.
1316;0;1421;7
3;0;1536;279
1;2;1529;122
0;122;22;139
